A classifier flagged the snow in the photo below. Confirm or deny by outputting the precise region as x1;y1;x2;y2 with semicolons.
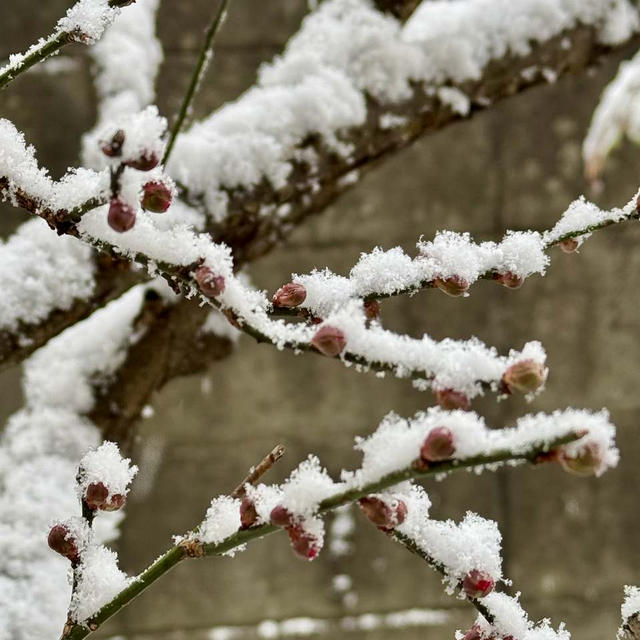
620;586;640;635
77;442;138;499
196;496;243;546
58;0;119;43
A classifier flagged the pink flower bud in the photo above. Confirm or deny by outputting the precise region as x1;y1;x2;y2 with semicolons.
363;299;381;321
358;497;405;530
461;625;484;640
240;497;258;529
420;427;455;462
494;271;524;290
287;523;320;560
102;494;126;512
270;505;294;527
559;238;579;253
125;151;160;172
273;283;306;308
312;325;346;357
48;524;80;564
434;276;469;297
141;180;173;213
108;199;136;233
195;266;225;298
502;359;546;394
462;569;494;598
559;442;602;476
100;129;125;157
435;388;470;411
84;482;109;510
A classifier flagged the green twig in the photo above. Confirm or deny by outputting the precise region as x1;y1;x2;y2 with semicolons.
162;0;230;165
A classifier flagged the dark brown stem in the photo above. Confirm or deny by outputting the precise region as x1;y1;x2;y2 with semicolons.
231;445;286;498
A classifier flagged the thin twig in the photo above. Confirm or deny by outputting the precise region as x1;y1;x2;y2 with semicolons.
60;431;580;639
231;444;286;498
162;0;230;165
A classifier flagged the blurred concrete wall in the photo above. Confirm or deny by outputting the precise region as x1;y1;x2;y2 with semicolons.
1;2;640;640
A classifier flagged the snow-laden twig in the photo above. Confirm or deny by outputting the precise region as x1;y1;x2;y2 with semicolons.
59;406;616;638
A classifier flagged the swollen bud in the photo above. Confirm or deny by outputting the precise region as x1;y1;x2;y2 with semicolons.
462;569;494;598
494;271;524;290
287;523;320;560
559;238;579;254
434;275;469;297
125;151;160;172
270;505;294;527
195;266;225;298
48;524;80;564
358;497;407;531
102;494;126;512
461;625;484;640
420;427;455;462
363;299;381;321
502;359;546;394
273;283;306;308
141;180;173;213
108;199;136;233
240;497;258;529
101;129;125;157
435;388;470;411
312;325;346;357
84;482;109;510
559;442;602;476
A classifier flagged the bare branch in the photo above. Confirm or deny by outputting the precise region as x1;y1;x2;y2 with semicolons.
231;444;286;499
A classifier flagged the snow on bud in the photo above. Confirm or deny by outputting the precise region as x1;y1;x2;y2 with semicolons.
434;276;469;297
311;325;346;357
435;388;470;411
286;523;321;560
100;129;125;157
270;505;294;527
358;496;407;531
494;271;524;290
502;359;546;394
47;524;80;564
559;442;603;476
125;151;160;172
559;238;579;253
108;198;136;233
420;426;455;462
240;497;258;529
141;180;173;213
363;299;381;321
462;569;495;598
461;625;484;640
272;283;306;308
195;266;226;298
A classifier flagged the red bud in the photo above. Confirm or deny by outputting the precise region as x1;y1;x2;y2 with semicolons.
287;523;320;560
559;238;579;253
141;180;172;213
420;427;455;462
125;151;159;172
461;625;484;640
48;524;80;564
273;283;306;308
195;266;225;298
502;359;545;394
358;496;407;531
108;199;136;232
363;299;381;321
102;494;126;512
559;442;602;476
100;129;125;157
240;497;258;529
494;271;524;289
434;276;469;297
270;505;294;527
84;482;109;510
311;325;346;357
435;388;470;411
462;569;494;598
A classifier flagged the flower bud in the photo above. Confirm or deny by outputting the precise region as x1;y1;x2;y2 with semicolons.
420;426;455;462
462;569;494;598
108;199;136;233
435;388;470;411
363;299;381;321
100;129;125;157
358;497;407;530
273;283;306;308
311;325;346;357
101;494;126;512
559;442;602;476
141;180;173;213
195;266;225;298
48;524;80;564
461;625;484;640
559;238;579;253
502;359;546;394
434;276;469;297
270;505;294;527
287;523;320;560
125;151;160;172
240;497;258;529
494;271;524;289
84;482;109;510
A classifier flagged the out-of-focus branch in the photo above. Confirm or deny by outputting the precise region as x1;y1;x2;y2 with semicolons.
374;0;421;20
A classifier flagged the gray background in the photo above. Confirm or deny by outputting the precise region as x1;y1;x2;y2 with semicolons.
1;2;640;639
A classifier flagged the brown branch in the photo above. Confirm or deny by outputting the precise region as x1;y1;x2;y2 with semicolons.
231;444;286;498
373;0;421;20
